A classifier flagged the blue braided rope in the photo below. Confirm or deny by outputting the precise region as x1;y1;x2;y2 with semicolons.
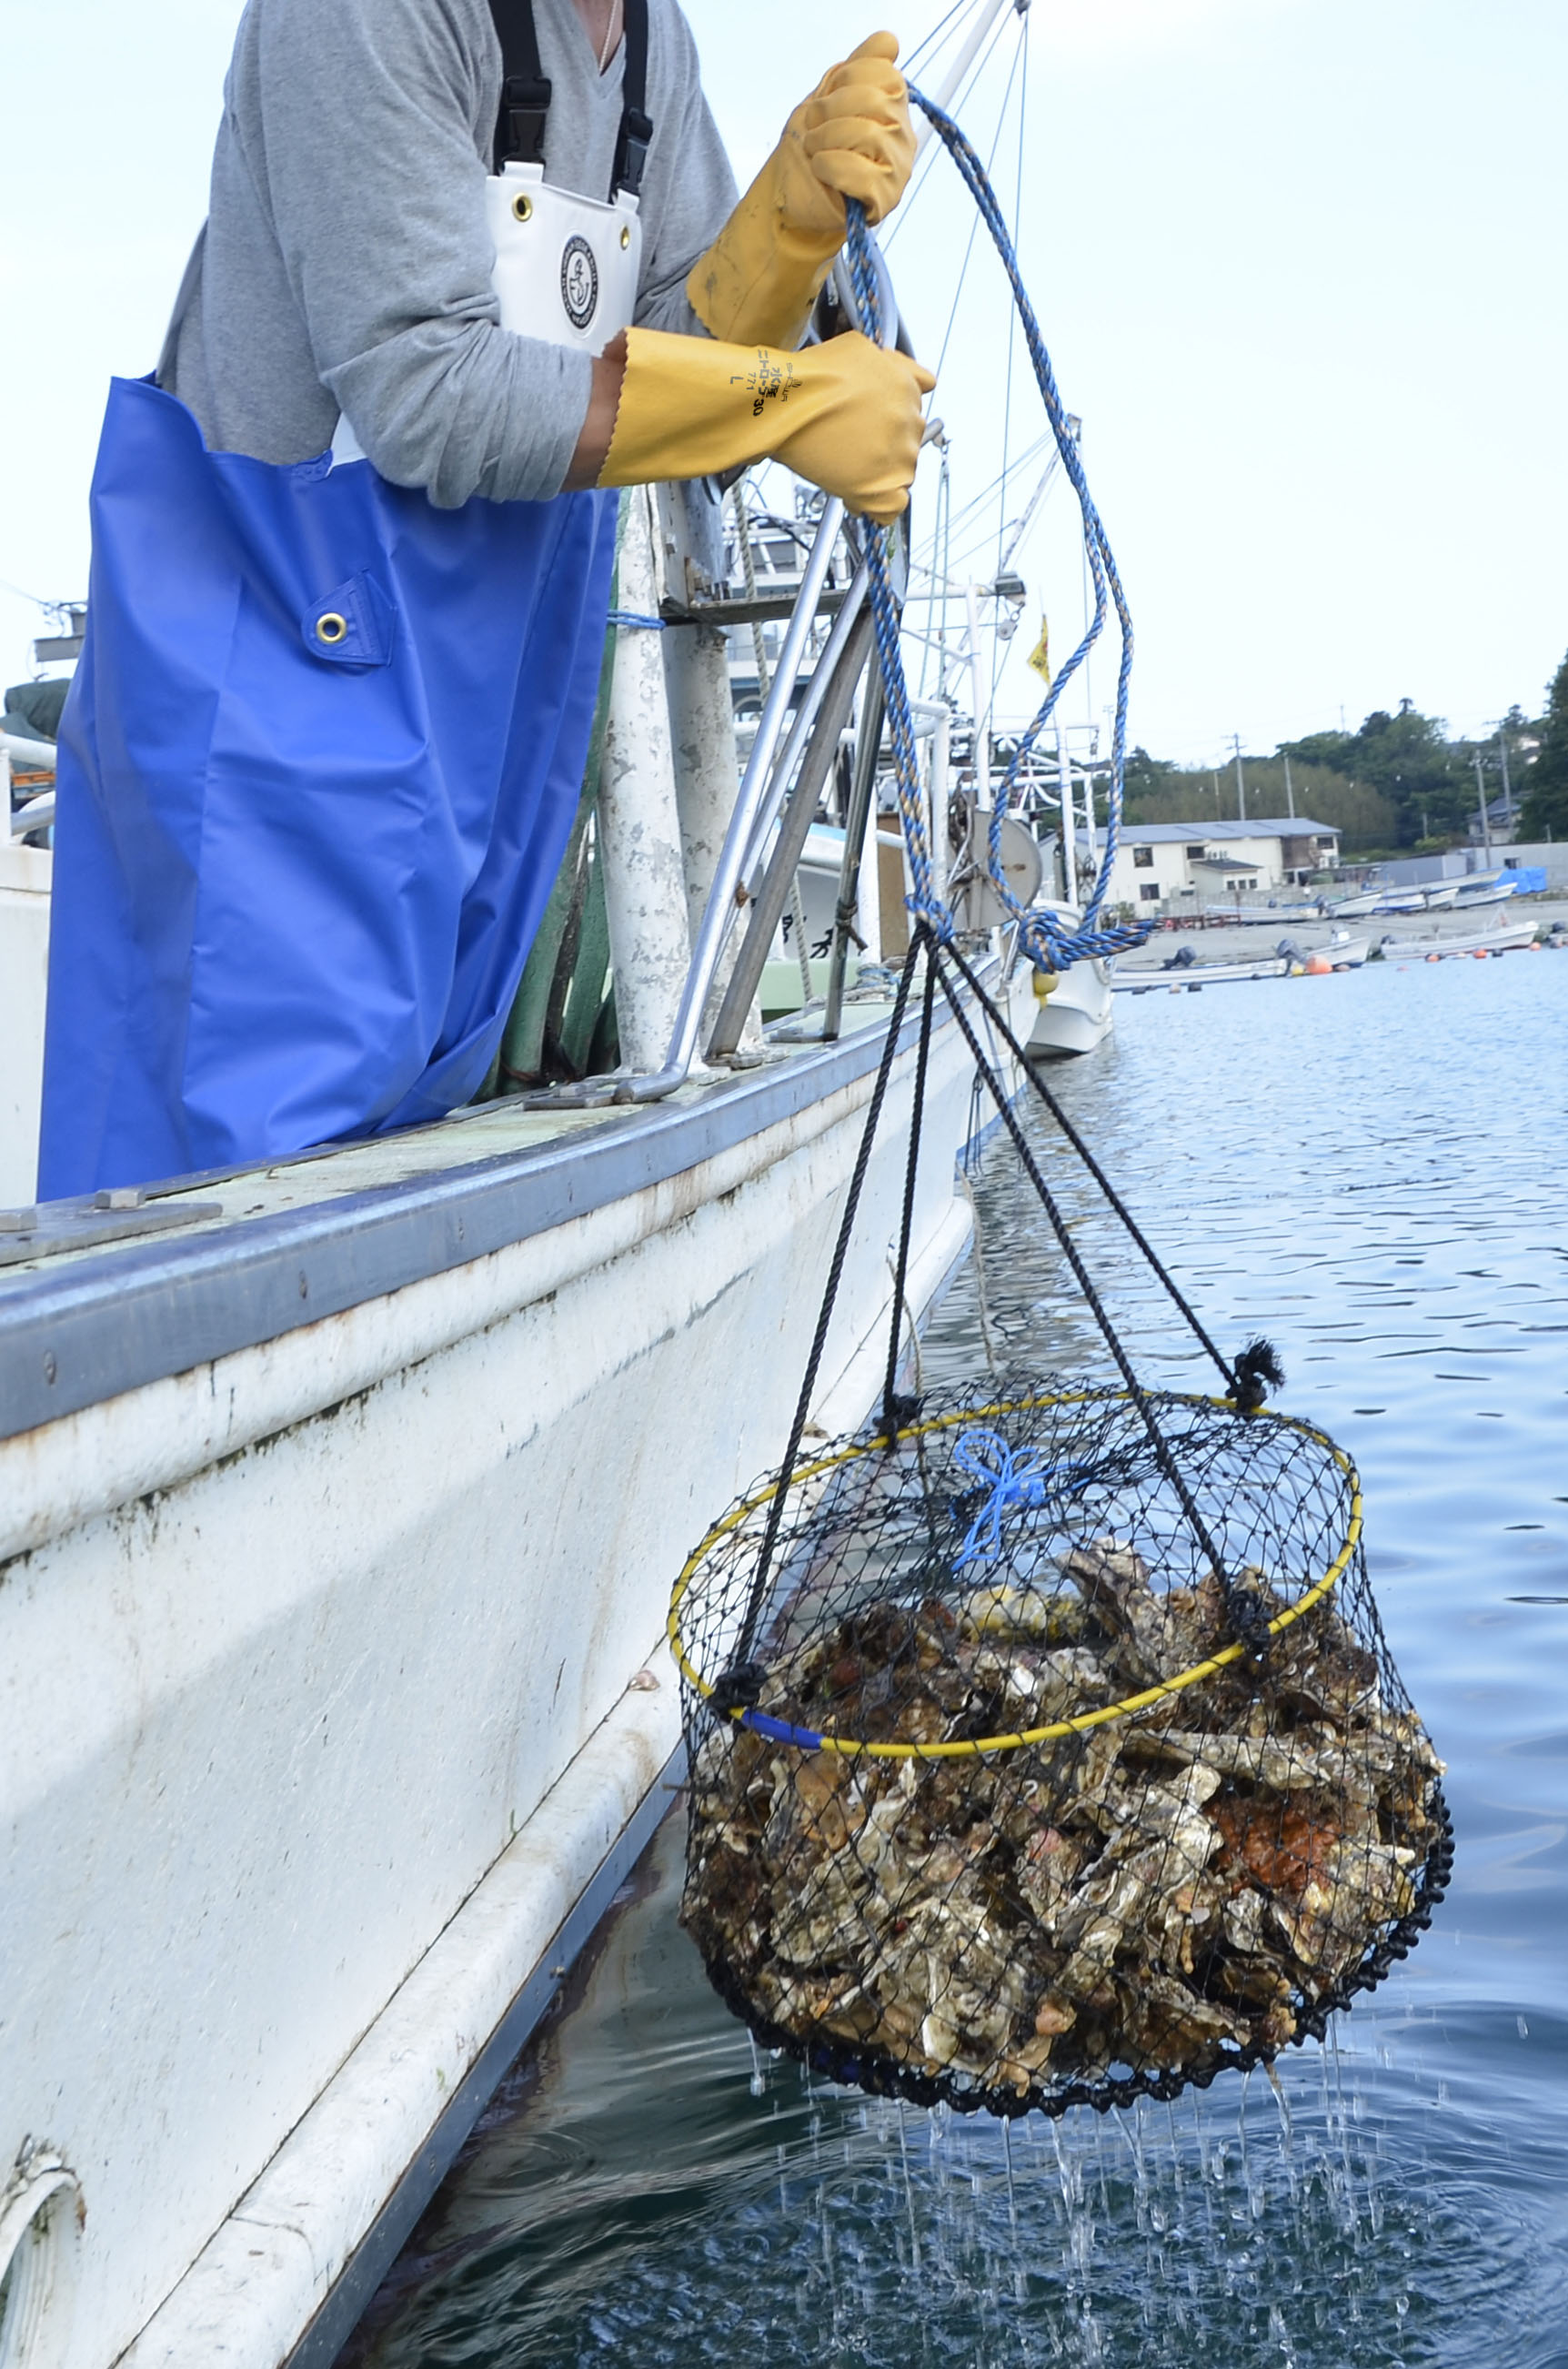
843;215;949;939
845;90;1152;970
608;609;666;630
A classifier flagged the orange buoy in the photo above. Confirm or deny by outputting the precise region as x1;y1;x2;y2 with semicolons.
1426;953;1441;963
1304;953;1332;975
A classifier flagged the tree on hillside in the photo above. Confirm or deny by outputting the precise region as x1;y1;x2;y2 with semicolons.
1123;746;1175;801
1119;759;1396;851
1519;650;1568;841
1281;701;1465;844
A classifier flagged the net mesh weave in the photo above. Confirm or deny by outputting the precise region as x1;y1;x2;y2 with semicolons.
672;1378;1451;2119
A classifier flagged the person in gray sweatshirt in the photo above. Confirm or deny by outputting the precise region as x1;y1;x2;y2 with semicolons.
39;0;933;1196
160;0;930;509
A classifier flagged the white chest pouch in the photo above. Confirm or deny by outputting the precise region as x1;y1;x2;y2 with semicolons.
487;162;641;351
333;0;652;466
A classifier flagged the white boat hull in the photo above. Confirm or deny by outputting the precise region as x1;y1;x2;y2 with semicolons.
1115;956;1290;991
1026;956;1113;1056
0;974;1029;2368
1377;919;1539;960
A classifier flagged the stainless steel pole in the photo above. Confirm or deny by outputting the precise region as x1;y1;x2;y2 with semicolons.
608;499;848;1100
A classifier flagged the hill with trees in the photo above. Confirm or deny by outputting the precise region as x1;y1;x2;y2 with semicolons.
1118;655;1565;854
1519;652;1567;841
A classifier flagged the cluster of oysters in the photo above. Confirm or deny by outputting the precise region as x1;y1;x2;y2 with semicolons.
684;1537;1444;2099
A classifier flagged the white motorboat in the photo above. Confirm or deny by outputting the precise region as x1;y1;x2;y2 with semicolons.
1114;954;1291;991
1376;917;1540;960
1421;882;1461;909
1027;947;1114;1053
1452;878;1519;910
1328;884;1426;920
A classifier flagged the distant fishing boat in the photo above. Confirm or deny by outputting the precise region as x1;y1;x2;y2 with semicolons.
1328;882;1443;920
1114;953;1291;992
1377;916;1540;960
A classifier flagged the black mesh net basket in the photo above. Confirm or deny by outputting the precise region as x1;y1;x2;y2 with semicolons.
669;1376;1452;2119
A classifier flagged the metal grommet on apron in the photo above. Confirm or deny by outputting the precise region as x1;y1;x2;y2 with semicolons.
38;0;652;1196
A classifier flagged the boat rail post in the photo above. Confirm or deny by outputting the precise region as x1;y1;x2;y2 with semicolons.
658;486;763;1055
611;206;907;1103
605;497;847;1101
910;700;951;902
597;485;696;1074
1055;721;1077;910
707;601;875;1057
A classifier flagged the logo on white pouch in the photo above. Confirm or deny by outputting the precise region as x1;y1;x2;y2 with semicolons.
560;236;599;333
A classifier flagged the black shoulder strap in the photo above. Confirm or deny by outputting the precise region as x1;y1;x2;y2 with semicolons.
610;0;652;199
489;0;654;198
490;0;552;173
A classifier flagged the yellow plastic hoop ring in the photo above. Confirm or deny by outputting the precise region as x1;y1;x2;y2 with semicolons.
666;1389;1362;1759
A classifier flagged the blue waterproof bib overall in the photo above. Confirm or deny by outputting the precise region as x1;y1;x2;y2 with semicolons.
38;377;616;1199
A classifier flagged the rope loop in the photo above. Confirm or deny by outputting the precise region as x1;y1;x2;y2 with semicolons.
842;95;1155;972
950;1427;1096;1568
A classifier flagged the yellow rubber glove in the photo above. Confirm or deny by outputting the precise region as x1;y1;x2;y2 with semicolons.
687;33;917;352
598;328;936;524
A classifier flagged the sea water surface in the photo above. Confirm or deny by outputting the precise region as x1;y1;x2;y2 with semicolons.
347;948;1568;2369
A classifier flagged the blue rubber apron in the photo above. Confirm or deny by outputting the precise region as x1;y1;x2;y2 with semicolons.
37;378;617;1199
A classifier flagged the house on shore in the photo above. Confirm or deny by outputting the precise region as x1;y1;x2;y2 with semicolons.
1085;819;1342;911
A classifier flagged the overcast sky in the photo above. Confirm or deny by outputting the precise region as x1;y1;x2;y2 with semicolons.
2;0;1563;768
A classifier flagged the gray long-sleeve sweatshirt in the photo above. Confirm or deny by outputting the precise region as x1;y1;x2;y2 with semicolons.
161;0;738;507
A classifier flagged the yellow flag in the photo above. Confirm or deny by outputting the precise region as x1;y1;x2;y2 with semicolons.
1027;616;1051;685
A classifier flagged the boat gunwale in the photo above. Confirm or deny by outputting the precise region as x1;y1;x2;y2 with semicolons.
0;979;975;1445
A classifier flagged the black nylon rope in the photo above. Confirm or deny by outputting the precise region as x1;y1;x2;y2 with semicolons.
940;934;1241;1399
733;939;924;1663
879;939;939;1439
928;947;1272;1657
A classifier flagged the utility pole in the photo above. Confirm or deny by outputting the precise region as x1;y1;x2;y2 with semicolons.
1232;734;1246;824
1497;729;1513;832
1282;751;1296;820
1473;751;1492;860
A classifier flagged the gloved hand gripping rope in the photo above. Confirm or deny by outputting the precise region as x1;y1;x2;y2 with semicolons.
669;98;1452;2124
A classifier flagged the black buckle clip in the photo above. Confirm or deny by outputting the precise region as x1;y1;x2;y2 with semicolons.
500;73;552;166
612;106;652;198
